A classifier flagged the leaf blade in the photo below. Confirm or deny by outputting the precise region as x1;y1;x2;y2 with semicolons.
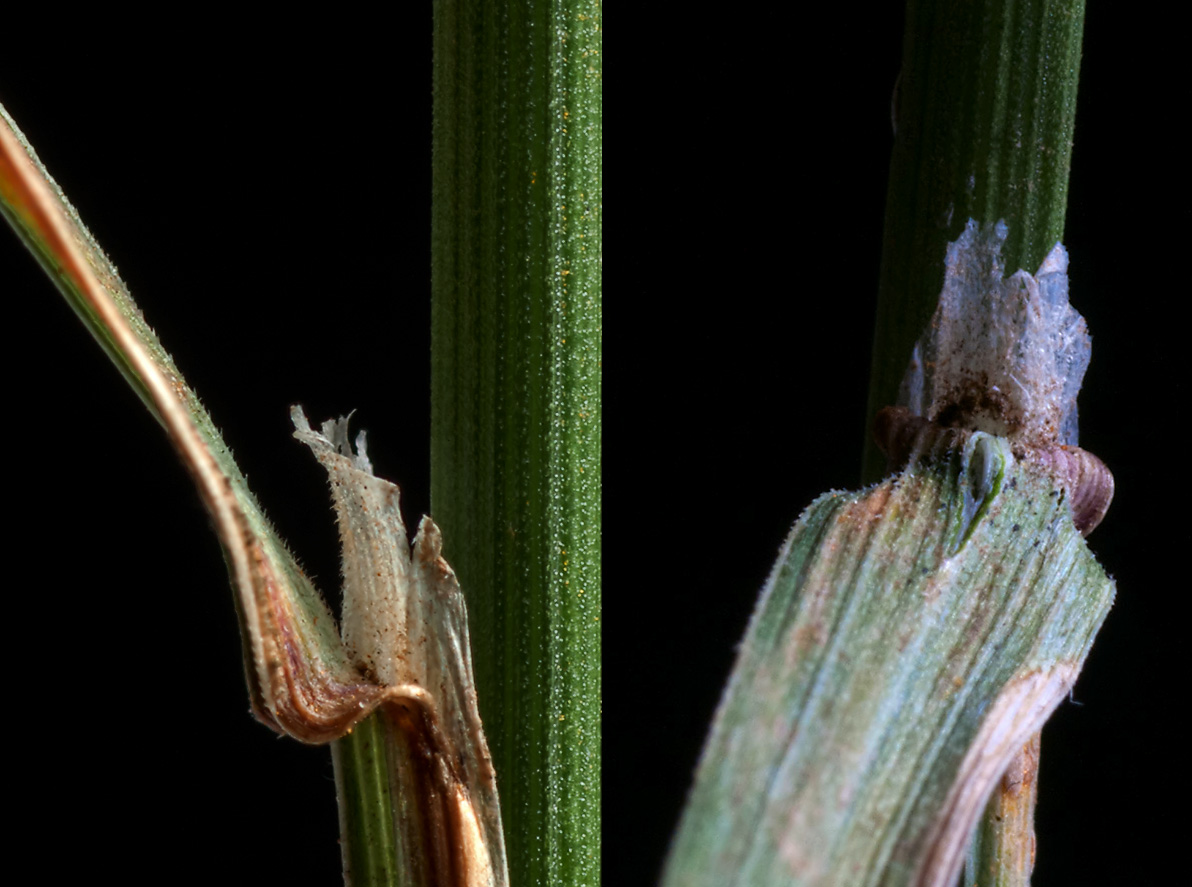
662;434;1113;887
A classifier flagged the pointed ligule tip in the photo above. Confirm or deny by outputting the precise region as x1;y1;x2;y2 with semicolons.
292;404;328;452
320;411;356;457
1037;240;1068;276
413;517;462;597
353;427;373;474
290;403;312;434
414;515;444;561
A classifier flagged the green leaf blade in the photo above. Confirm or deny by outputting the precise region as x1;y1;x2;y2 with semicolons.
662;437;1112;887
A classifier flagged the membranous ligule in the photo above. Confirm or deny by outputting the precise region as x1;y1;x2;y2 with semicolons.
879;220;1113;535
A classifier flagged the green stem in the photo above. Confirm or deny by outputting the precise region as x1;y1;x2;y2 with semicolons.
333;716;400;886
866;1;1088;882
964;732;1041;886
864;0;1086;480
431;3;602;886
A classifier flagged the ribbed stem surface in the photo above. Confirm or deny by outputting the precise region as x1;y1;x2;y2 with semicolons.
865;0;1085;479
431;3;602;885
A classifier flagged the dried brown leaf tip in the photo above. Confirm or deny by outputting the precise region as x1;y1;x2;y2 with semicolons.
877;221;1113;535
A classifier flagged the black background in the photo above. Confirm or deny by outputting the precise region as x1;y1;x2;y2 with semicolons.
1;7;1184;884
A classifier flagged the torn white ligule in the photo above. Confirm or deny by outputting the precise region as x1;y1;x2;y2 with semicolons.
888;220;1115;535
292;405;409;685
291;406;373;473
290;404;508;887
900;219;1091;448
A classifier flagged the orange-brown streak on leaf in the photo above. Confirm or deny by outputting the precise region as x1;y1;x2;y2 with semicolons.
3;111;505;887
1;113;366;745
